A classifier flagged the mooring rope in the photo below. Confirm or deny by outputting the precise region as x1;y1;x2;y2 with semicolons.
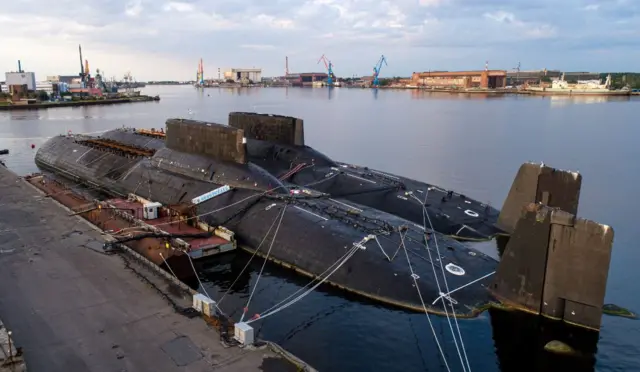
409;191;470;372
217;203;284;308
159;252;179;279
184;249;227;316
240;204;288;323
398;228;451;372
432;271;496;305
245;235;371;325
254;236;369;317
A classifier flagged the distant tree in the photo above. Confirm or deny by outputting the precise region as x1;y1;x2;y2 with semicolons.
37;90;49;101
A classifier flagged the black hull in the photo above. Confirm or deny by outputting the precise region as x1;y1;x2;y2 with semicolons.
35;134;498;317
243;138;505;240
99;130;504;240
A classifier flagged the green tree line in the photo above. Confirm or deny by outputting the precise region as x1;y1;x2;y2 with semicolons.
601;73;640;89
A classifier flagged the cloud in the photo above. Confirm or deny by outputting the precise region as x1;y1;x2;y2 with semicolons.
163;1;195;12
0;0;638;81
240;44;276;51
483;10;557;39
125;0;144;17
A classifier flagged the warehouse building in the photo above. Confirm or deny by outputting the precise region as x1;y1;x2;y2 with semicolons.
5;71;36;91
223;68;262;83
411;70;507;89
506;70;602;86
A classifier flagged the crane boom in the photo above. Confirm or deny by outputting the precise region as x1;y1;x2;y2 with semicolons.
317;54;334;86
372;55;388;87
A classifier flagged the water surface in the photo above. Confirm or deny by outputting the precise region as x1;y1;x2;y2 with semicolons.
1;86;638;372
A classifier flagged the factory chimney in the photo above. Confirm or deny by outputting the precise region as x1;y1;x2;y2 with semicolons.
285;56;289;77
18;60;22;73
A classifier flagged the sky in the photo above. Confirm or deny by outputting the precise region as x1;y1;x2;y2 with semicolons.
1;0;639;81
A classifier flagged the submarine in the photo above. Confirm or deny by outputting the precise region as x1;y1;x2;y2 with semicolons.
34;113;615;330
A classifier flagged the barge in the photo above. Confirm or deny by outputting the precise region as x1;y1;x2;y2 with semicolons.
33;113;615;330
25;174;236;279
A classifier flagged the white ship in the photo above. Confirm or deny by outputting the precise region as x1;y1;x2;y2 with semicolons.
526;73;630;96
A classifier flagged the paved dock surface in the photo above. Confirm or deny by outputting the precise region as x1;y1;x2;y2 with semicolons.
0;166;302;372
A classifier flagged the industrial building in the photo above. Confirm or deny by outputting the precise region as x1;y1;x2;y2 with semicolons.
411;70;507;89
35;81;57;94
46;75;81;84
506;70;602;86
5;71;36;91
297;73;328;86
506;70;561;86
223;68;262;83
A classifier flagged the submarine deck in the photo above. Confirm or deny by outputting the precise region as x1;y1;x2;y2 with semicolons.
106;197;233;253
0;165;309;372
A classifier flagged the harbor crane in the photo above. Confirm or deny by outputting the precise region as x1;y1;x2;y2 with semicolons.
317;54;334;86
372;55;388;87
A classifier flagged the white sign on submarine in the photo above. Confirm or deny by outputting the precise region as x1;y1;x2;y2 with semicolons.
191;185;232;205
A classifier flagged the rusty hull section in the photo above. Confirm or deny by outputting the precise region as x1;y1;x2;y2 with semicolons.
490;203;614;330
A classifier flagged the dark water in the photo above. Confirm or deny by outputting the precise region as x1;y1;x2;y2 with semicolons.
1;86;638;372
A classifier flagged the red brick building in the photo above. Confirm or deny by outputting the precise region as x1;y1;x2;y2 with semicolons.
411;70;507;89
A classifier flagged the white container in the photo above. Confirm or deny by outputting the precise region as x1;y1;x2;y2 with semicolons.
143;202;162;220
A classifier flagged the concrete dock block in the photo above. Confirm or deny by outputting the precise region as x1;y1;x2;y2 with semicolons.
234;322;254;346
200;296;217;317
192;293;208;313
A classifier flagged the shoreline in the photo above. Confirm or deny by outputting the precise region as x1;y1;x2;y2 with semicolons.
0;95;160;111
224;85;637;97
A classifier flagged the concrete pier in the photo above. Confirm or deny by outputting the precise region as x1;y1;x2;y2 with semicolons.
0;165;310;371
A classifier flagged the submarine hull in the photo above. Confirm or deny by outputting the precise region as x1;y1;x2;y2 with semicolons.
242;137;504;240
98;128;504;240
35;133;498;317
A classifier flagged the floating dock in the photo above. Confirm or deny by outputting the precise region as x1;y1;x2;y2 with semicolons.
0;164;313;371
23;173;237;280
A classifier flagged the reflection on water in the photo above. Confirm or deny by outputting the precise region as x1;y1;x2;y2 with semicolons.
549;95;631;108
410;90;507;100
490;308;598;372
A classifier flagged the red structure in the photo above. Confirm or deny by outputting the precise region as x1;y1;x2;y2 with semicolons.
411;70;507;89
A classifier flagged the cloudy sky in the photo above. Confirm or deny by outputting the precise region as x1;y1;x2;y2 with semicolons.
1;0;638;81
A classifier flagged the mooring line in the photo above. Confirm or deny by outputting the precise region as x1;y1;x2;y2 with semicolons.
245;235;371;325
256;237;367;317
217;204;284;307
416;192;471;372
240;204;288;323
432;271;496;305
399;229;451;372
407;190;467;372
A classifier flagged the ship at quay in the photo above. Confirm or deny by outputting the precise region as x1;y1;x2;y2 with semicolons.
33;112;615;331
